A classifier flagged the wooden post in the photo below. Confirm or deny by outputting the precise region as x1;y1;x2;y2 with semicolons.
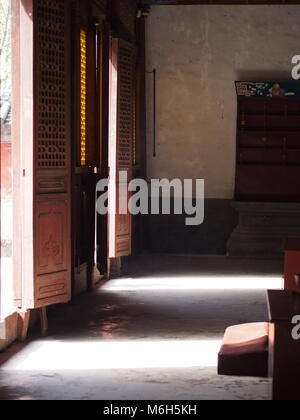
39;307;48;337
108;257;122;279
18;311;30;342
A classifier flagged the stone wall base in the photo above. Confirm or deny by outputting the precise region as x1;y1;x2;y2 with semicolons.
227;202;300;258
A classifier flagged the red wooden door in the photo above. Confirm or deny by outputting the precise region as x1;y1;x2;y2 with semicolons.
13;0;72;309
108;38;136;260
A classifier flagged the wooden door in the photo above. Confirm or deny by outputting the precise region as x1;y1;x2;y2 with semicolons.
13;0;72;309
108;38;136;263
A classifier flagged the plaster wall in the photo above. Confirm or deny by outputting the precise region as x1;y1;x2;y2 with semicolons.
146;5;300;198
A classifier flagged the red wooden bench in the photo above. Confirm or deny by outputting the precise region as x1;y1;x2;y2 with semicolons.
218;322;269;378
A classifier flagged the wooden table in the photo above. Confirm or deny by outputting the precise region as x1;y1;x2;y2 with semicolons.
284;239;300;291
267;290;300;400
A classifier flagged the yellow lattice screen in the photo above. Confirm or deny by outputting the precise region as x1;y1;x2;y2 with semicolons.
133;80;137;166
80;29;87;167
99;30;103;171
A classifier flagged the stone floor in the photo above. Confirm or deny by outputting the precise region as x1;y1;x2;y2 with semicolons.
0;255;283;400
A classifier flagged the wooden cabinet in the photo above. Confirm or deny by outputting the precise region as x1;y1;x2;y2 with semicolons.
235;85;300;202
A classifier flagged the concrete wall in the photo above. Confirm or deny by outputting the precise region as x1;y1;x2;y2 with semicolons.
146;5;300;199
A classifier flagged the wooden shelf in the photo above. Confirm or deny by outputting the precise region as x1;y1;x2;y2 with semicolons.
236;96;300;201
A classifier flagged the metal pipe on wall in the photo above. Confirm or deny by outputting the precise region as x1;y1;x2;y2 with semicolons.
147;68;157;158
153;68;156;158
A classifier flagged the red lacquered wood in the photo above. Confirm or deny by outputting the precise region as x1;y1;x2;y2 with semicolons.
284;239;300;292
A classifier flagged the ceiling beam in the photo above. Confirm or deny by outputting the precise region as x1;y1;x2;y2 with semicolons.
141;0;300;5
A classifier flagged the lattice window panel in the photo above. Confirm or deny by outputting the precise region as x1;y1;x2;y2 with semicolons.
36;0;68;168
80;28;87;167
117;43;135;169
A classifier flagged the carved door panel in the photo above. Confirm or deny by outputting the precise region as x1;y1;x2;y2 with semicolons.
33;0;72;308
108;38;136;260
14;0;72;309
36;200;68;277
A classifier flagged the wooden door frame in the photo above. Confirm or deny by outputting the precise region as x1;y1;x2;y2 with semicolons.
71;5;98;295
70;2;111;287
96;20;110;276
11;0;34;309
11;0;22;309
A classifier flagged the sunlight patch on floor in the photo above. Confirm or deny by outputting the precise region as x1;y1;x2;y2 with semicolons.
101;275;283;292
1;339;222;371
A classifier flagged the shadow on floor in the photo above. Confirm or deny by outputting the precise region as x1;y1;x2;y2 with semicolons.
0;255;281;400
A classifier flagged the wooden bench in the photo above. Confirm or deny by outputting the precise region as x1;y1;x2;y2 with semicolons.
218;322;269;378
